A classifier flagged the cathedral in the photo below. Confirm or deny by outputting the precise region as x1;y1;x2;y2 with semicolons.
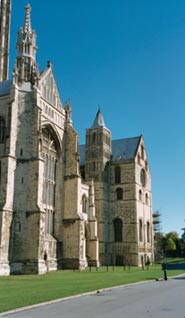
0;2;154;275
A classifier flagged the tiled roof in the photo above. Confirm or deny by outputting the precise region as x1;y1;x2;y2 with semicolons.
79;136;141;166
0;80;12;97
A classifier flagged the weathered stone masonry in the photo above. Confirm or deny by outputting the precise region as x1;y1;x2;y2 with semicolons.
0;3;154;275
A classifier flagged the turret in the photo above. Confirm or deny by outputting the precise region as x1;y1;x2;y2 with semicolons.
85;108;112;181
14;4;39;86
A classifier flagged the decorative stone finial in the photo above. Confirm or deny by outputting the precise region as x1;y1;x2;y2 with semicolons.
47;61;52;68
65;99;72;124
24;4;32;32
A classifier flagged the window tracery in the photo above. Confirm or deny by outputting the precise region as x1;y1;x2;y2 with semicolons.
42;127;57;235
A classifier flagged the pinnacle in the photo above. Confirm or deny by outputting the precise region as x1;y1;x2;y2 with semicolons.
23;3;32;32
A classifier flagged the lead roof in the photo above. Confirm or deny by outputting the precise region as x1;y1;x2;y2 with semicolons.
79;136;141;166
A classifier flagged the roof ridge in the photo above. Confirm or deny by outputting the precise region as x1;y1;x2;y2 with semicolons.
112;135;141;142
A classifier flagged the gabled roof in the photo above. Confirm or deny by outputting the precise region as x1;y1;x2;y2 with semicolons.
0;80;12;97
111;136;141;161
79;136;141;166
39;62;63;110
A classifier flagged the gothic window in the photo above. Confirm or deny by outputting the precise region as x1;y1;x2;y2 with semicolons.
116;187;123;200
25;44;30;54
92;161;96;171
139;219;143;242
139;189;142;201
145;193;148;205
115;166;121;184
113;218;122;242
147;222;150;243
92;133;96;144
82;194;87;213
137;154;141;165
0;117;5;143
42;127;57;235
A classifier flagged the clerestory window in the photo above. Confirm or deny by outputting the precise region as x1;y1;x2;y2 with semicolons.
115;166;121;184
0;117;5;143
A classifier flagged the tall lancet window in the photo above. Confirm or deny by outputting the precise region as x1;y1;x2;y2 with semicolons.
113;218;123;242
82;194;87;213
115;166;121;184
0;117;5;143
42;127;57;235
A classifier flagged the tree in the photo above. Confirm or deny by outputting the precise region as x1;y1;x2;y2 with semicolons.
165;237;176;256
166;231;179;242
154;232;165;261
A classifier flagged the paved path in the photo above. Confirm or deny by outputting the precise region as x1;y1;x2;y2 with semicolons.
1;276;185;318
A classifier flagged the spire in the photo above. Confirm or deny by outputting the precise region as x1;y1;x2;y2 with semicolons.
0;0;11;81
91;108;106;129
14;4;39;86
23;4;31;32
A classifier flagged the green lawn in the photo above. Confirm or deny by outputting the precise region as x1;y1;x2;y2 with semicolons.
0;264;184;313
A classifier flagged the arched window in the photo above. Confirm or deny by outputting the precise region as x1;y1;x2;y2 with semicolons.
115;166;121;184
139;189;142;201
82;194;87;213
137;154;141;165
139;219;143;242
92;161;96;171
113;218;122;242
92;133;96;144
42;127;57;235
0;117;5;143
116;187;123;200
145;193;148;205
147;222;150;243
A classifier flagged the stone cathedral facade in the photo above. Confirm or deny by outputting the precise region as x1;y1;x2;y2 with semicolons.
0;3;154;275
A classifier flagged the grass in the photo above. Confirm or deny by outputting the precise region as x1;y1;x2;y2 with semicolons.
0;264;184;313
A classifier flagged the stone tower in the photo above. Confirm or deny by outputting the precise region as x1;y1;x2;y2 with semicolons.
0;0;11;81
85;108;111;181
85;109;112;264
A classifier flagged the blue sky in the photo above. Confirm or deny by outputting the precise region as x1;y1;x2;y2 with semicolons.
9;0;185;236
